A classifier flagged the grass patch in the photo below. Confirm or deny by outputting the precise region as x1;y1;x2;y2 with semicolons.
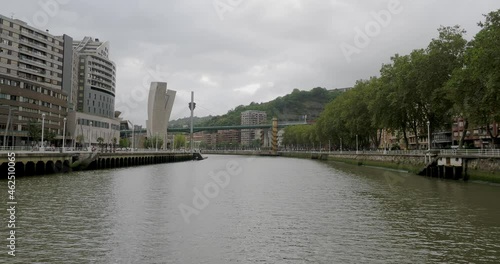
468;170;500;184
328;156;422;174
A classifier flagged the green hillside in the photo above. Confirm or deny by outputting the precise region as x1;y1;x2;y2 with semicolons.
198;87;344;126
168;116;214;128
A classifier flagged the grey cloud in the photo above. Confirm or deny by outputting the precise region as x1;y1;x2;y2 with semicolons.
3;0;500;124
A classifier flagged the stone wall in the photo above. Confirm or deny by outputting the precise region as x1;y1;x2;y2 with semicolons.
466;158;500;173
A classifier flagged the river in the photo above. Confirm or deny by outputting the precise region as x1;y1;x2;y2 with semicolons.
1;155;499;263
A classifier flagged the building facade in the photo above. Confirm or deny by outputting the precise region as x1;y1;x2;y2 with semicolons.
73;37;116;118
0;14;70;148
452;117;499;148
240;110;267;146
67;111;120;149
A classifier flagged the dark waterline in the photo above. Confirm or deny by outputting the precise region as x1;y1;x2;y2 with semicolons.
2;155;499;263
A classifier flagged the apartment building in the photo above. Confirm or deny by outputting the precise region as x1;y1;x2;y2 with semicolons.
453;117;499;148
0;14;122;149
241;110;267;146
0;14;70;147
73;36;116;118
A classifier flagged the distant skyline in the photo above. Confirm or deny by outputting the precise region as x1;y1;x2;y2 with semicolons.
3;0;500;125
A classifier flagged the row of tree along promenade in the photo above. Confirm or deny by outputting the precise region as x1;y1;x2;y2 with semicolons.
283;10;500;151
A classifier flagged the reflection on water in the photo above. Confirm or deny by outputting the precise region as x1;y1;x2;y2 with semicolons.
2;155;499;263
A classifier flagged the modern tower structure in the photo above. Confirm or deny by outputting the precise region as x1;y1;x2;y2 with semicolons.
146;82;176;149
0;14;70;147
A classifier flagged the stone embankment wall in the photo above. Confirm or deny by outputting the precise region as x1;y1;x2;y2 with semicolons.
281;152;500;183
467;158;500;173
327;153;426;166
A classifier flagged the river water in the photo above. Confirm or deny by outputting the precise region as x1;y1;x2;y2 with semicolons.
1;155;499;263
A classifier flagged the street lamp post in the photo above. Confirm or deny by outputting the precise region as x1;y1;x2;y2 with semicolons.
340;137;342;154
383;129;387;154
427;120;431;151
3;107;14;149
62;117;67;152
426;120;431;163
41;113;46;151
172;134;175;152
356;134;359;154
188;91;196;153
89;121;93;151
155;132;158;152
127;120;134;152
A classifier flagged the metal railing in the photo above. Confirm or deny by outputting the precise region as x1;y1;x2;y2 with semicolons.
2;147;499;157
0;146;197;154
439;149;500;157
280;149;500;157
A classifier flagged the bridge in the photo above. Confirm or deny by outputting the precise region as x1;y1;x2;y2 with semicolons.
121;121;308;134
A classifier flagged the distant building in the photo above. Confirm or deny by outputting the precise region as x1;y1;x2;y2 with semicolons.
334;87;353;92
240;110;267;146
146;82;176;149
453;117;499;148
217;129;240;145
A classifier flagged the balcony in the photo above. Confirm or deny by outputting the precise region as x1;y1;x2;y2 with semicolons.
18;47;47;60
19;38;47;51
19;56;47;67
19;65;46;76
20;28;48;42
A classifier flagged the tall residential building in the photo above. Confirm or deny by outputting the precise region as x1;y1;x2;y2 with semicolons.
241;110;267;146
0;14;70;147
73;37;116;118
68;37;121;149
147;82;176;149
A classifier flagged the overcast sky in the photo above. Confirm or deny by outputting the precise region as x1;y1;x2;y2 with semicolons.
3;0;500;125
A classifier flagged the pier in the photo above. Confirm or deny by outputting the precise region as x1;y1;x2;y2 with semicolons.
1;151;194;177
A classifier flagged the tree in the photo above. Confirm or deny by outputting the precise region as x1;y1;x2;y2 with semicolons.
174;134;186;149
27;120;41;145
315;79;379;150
76;134;85;148
464;10;500;146
45;130;57;146
112;137;117;152
97;137;104;152
144;135;164;149
119;138;129;148
445;67;483;148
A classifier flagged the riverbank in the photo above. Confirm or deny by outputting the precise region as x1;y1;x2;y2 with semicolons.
279;152;500;184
